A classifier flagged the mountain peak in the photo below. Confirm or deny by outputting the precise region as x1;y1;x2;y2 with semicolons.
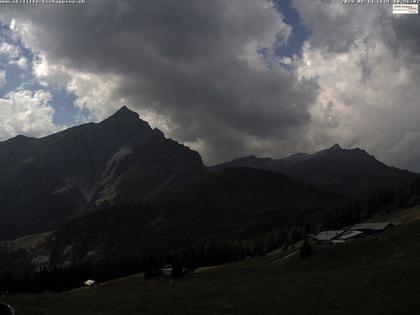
98;106;153;132
109;106;140;121
329;144;342;150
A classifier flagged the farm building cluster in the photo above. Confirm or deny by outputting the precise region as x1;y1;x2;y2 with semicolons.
312;222;394;246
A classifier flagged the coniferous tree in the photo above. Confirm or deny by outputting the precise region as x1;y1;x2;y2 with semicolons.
171;258;183;278
144;256;158;280
300;239;313;259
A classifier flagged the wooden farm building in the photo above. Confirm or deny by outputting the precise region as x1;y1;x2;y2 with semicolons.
350;222;392;233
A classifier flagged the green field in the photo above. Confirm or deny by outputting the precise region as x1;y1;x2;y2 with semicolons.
3;211;420;315
368;206;420;224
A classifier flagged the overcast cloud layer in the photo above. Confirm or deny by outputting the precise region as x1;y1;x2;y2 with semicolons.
0;0;419;171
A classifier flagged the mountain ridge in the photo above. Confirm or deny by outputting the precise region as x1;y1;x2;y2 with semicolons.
211;144;419;195
0;106;204;240
0;106;417;244
0;107;418;273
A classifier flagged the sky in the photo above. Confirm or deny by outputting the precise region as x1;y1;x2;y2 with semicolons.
0;0;420;172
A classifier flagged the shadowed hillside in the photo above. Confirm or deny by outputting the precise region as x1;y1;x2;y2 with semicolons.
33;167;342;269
4;210;420;315
0;106;203;240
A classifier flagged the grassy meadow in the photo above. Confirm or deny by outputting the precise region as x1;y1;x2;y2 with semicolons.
3;209;420;314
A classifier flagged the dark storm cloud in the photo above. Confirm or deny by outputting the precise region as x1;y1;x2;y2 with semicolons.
0;0;319;163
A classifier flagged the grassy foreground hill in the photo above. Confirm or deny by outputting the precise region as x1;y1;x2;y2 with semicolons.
3;208;420;315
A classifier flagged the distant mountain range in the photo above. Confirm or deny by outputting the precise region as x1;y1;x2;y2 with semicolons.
211;144;418;195
0;106;418;269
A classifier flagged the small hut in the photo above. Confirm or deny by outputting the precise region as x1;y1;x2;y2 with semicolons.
161;265;173;276
313;230;344;246
350;222;392;233
84;279;98;287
